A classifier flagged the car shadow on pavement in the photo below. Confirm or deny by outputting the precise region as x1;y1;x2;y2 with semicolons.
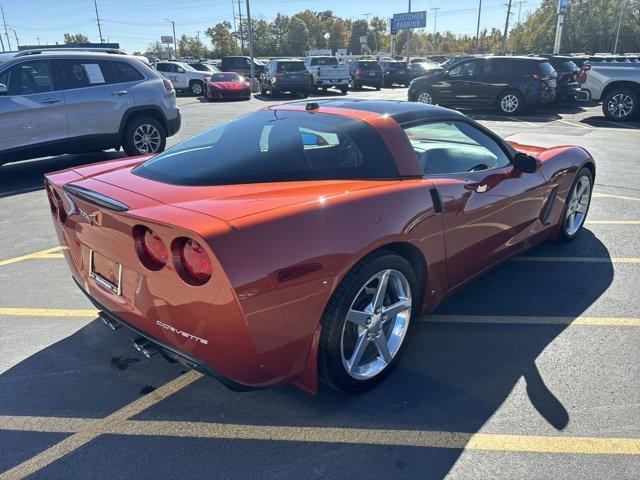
581;116;640;129
0;151;127;198
0;231;615;478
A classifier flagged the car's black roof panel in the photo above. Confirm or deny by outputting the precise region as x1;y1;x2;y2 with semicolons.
285;98;465;124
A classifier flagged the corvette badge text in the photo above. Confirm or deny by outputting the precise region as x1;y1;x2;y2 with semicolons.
156;320;209;345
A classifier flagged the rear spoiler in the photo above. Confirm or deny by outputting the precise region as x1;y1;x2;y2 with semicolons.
63;184;130;211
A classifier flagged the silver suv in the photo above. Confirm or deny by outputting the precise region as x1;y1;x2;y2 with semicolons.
0;50;181;165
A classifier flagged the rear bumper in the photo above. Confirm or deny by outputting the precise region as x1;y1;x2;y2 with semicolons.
355;77;383;87
384;73;411;84
206;88;251;99
273;82;311;92
166;111;181;137
74;277;261;392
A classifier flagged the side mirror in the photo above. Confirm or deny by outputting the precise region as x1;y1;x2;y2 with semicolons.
0;83;7;95
513;152;538;173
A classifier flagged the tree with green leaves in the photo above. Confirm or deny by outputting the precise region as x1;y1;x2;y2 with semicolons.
205;21;237;58
349;19;369;55
63;33;89;44
286;17;311;56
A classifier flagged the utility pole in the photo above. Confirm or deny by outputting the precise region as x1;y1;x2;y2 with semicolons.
37;37;40;45
93;0;103;43
11;28;18;48
430;7;440;35
514;1;526;54
1;4;11;51
553;0;566;54
501;0;512;54
406;0;411;66
237;0;244;55
0;32;4;52
613;0;626;54
166;19;177;59
231;0;238;54
475;0;482;53
245;0;258;92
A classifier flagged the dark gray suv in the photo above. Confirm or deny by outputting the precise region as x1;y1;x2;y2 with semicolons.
0;50;181;165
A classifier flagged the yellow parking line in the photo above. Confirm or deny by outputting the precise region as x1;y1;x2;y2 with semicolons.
0;371;202;480
585;220;640;225
1;414;638;457
0;247;63;267
425;315;640;326
0;308;98;317
513;256;640;264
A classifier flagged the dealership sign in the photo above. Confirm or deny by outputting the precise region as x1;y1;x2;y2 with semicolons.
161;36;174;44
391;11;427;34
557;0;569;15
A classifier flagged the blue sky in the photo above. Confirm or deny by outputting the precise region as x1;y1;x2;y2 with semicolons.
1;0;542;53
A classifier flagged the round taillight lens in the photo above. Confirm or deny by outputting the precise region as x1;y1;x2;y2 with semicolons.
180;239;212;283
142;229;168;266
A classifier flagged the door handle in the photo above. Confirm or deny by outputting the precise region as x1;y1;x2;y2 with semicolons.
111;90;128;96
40;98;60;104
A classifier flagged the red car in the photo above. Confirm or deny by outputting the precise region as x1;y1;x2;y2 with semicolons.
205;72;251;101
45;100;595;394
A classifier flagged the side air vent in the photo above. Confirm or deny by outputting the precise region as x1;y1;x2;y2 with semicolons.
63;184;130;211
539;186;558;224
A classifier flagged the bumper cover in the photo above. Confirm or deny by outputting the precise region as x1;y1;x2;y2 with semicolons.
73;276;261;392
166;111;181;137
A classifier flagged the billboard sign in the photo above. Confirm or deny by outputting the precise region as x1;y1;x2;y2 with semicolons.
161;36;174;44
391;11;427;34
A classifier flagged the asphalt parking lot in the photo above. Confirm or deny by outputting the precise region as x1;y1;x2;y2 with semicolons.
1;86;639;479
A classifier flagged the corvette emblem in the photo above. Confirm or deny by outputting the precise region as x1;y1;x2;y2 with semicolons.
156;320;209;345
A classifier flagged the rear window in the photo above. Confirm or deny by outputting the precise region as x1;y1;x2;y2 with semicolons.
553;60;577;71
538;61;556;75
110;61;144;82
310;57;338;66
276;61;305;72
133;110;399;185
358;61;380;69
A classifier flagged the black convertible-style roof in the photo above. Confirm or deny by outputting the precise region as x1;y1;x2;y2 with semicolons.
287;98;466;125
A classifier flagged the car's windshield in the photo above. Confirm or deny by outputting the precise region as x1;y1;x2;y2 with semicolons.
176;62;196;71
210;73;240;81
133;110;398;185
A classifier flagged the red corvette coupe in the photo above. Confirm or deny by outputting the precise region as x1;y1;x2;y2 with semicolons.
205;72;251;100
45;100;595;394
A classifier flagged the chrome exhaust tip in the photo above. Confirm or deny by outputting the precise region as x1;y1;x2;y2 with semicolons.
100;312;122;330
131;337;161;358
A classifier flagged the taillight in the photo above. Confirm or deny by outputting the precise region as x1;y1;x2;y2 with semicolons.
579;64;590;84
163;78;174;91
45;182;57;216
355;69;362;77
135;226;168;270
178;239;212;284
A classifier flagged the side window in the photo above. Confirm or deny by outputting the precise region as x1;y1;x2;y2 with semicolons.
1;60;55;95
403;121;511;175
60;60;111;89
110;61;144;83
448;60;477;78
156;63;168;72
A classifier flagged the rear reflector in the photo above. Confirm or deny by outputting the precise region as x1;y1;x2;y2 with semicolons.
179;239;212;284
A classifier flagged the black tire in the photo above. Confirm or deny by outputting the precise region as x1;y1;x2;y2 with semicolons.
339;86;348;95
557;166;593;242
349;77;360;90
259;83;267;96
190;80;204;96
318;250;418;393
602;87;639;121
121;116;166;156
375;85;381;91
496;89;524;115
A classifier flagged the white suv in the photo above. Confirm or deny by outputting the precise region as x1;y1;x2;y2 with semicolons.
155;61;210;95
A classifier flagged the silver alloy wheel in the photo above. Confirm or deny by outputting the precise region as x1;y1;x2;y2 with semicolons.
340;269;412;380
500;94;519;113
565;174;591;236
133;124;161;154
607;93;634;119
417;91;433;104
191;82;203;95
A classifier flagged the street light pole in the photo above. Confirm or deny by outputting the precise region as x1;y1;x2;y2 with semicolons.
514;1;526;54
166;19;177;59
406;0;411;66
93;0;103;43
430;7;440;35
613;0;626;54
475;0;482;53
